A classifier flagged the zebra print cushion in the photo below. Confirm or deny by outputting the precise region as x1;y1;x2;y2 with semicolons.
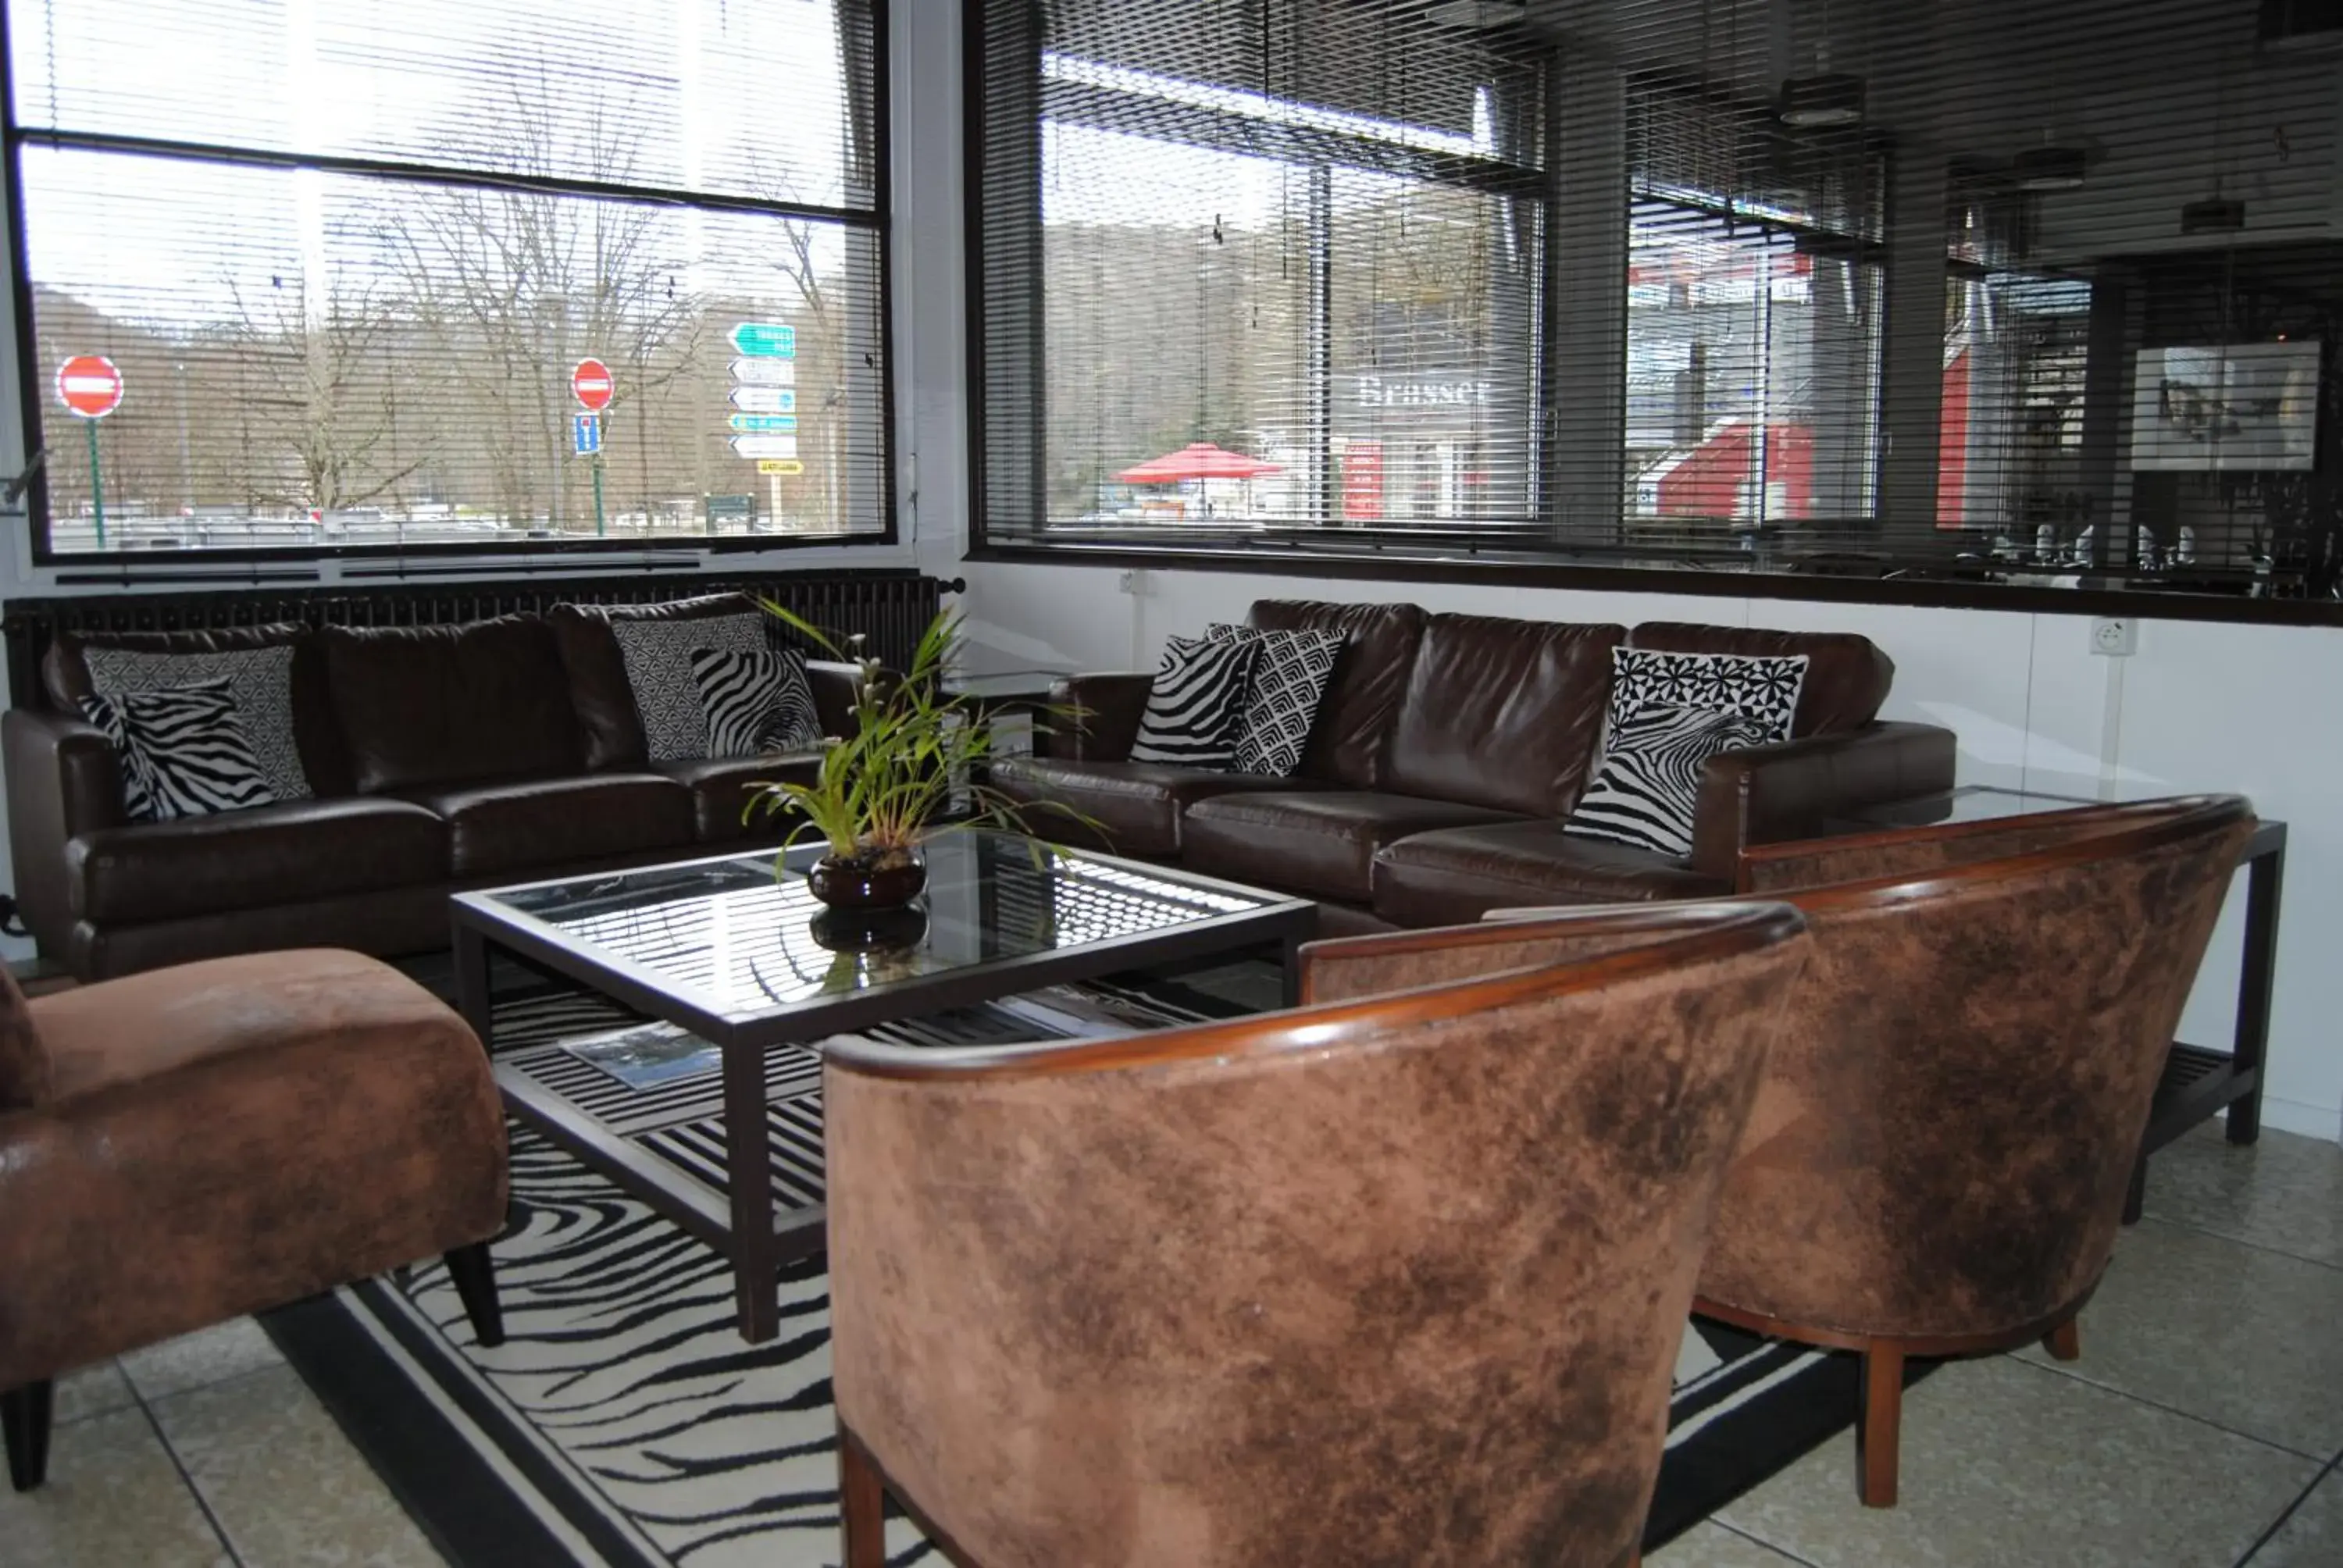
1204;624;1343;777
1607;647;1806;743
82;643;310;802
689;645;822;758
76;693;159;821
612;613;772;761
110;679;278;821
1129;635;1257;768
1563;704;1778;857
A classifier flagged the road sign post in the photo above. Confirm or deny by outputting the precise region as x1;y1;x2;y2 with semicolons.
57;355;123;547
592;461;605;537
569;376;609;537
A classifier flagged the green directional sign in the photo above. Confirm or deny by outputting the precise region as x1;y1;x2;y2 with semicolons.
728;413;799;433
730;322;796;358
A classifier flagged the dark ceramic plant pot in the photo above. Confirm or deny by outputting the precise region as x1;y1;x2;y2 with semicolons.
808;903;930;954
806;848;927;911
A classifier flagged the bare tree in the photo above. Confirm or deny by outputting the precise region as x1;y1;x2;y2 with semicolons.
223;274;426;514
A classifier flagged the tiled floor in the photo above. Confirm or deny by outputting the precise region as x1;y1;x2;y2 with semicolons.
2;1118;2337;1567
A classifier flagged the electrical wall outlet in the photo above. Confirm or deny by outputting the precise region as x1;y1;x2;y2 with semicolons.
2091;616;2136;657
1116;568;1150;596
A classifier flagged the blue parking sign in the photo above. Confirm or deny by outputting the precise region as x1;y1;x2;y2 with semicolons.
572;413;601;455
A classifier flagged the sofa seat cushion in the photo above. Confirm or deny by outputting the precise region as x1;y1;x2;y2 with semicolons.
991;755;1293;857
67;797;450;925
394;774;693;878
1371;820;1728;927
651;752;822;842
1182;792;1524;903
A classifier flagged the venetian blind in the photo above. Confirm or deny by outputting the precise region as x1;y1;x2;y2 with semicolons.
5;0;889;556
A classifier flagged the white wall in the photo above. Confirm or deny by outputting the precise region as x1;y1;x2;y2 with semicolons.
948;558;2343;1145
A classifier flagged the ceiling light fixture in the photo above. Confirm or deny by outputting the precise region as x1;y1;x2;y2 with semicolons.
1425;0;1528;28
2012;144;2088;191
1777;69;1865;127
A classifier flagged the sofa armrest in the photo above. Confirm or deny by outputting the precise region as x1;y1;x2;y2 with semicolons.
1688;721;1957;883
1037;672;1153;762
5;707;127;958
808;660;864;738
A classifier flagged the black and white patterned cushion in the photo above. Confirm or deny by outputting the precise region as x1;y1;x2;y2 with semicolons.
689;646;822;759
77;692;160;820
1205;624;1343;777
109;679;277;821
611;614;772;761
82;643;309;801
1129;635;1258;769
1605;647;1807;743
1564;705;1778;857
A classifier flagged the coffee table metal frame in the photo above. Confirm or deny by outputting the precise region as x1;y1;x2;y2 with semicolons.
451;842;1316;1342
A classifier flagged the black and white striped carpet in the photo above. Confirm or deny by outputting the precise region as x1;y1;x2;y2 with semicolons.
264;976;1897;1568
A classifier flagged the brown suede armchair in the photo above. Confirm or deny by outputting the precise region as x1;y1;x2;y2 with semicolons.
1492;794;2254;1508
0;949;511;1491
824;900;1813;1568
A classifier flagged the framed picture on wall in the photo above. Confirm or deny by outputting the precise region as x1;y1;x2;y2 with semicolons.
2131;341;2321;472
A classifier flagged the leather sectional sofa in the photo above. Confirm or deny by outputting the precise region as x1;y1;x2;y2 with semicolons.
4;594;836;980
995;600;1956;934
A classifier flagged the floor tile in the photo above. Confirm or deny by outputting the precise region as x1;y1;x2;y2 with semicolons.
1649;1520;1814;1566
2248;1465;2341;1566
2010;1217;2343;1456
51;1359;138;1426
1714;1356;2319;1568
2143;1122;2343;1269
149;1363;446;1568
119;1315;285;1402
0;1406;232;1567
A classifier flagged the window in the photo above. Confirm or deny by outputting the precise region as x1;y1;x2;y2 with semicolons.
5;0;889;558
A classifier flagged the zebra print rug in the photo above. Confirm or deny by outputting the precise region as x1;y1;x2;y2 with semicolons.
264;975;1904;1568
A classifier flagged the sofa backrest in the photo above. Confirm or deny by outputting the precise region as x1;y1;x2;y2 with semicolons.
1243;600;1425;789
1626;622;1892;736
321;616;583;793
1385;614;1625;816
43;623;355;796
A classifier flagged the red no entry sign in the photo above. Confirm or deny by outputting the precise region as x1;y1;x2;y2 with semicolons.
57;355;123;419
571;358;614;412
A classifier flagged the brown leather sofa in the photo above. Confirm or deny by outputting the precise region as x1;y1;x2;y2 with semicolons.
996;600;1956;932
4;594;843;981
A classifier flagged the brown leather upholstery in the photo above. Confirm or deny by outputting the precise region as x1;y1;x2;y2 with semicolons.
0;954;48;1113
1246;600;1425;787
1375;820;1728;926
4;709;127;960
991;755;1292;857
651;752;822;841
826;901;1811;1568
1182;791;1525;903
323;617;585;793
394;773;694;877
67;798;449;924
1384;615;1623;814
1687;722;1960;882
548;593;765;769
1040;672;1153;763
0;950;508;1397
1627;622;1892;736
41;623;354;796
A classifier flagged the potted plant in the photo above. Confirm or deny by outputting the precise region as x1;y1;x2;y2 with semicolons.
746;603;1083;913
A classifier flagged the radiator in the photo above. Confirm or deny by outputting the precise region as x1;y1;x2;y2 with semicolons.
2;570;959;707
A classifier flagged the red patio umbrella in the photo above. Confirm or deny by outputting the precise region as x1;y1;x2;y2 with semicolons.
1114;442;1282;483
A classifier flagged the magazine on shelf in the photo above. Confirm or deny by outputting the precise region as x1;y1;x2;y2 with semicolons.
562;1019;721;1091
991;985;1160;1040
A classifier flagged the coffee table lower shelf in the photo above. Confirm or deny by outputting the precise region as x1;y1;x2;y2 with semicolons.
494;1039;833;1268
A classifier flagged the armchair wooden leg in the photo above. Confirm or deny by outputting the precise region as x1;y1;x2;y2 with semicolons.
840;1422;886;1568
2043;1318;2081;1362
444;1242;505;1349
1856;1342;1904;1508
3;1380;53;1493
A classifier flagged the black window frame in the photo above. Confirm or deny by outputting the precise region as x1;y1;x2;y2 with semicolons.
1;0;898;567
961;2;2343;629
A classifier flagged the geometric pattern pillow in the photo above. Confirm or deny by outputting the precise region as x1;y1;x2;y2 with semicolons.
1606;647;1807;744
1563;704;1779;857
1204;624;1343;778
1129;634;1257;770
82;643;310;801
110;678;278;821
689;646;821;759
77;692;160;821
612;614;773;761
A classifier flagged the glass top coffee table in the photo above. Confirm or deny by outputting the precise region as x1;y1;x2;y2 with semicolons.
451;832;1315;1342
